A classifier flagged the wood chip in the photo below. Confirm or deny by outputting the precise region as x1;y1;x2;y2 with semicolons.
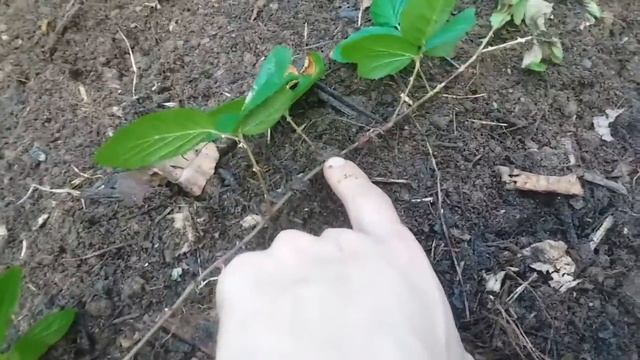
496;166;584;196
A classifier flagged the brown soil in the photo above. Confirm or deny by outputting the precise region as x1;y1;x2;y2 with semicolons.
1;0;639;359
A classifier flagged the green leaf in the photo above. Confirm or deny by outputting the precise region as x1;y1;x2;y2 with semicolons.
424;8;476;57
548;38;563;63
512;0;527;24
583;0;602;18
8;309;75;360
95;101;243;170
526;61;547;72
207;97;246;135
400;0;456;46
0;267;22;347
370;0;406;28
490;10;512;29
242;46;295;115
239;52;325;136
331;27;418;79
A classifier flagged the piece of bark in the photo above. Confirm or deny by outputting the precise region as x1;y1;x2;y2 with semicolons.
496;166;584;196
162;311;218;356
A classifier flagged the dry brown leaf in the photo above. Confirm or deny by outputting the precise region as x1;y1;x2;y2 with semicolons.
151;143;220;196
496;166;584;196
523;240;582;293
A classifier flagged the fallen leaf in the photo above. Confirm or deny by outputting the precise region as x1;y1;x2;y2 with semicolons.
496;166;584;196
524;0;553;31
240;214;263;229
593;108;624;142
521;43;543;69
484;271;507;293
151;143;220;196
523;240;581;293
582;0;602;18
169;210;195;255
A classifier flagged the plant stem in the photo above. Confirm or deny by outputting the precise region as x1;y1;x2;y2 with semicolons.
239;134;269;200
481;35;532;53
123;27;503;360
391;56;421;121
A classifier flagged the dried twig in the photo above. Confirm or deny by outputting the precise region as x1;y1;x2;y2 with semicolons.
117;28;138;98
582;171;628;195
16;184;81;205
123;28;502;359
62;241;137;261
481;36;533;54
44;0;81;56
589;215;615;250
425;139;469;319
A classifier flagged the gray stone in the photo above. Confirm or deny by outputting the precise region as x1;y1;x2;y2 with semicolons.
122;276;146;299
86;298;114;317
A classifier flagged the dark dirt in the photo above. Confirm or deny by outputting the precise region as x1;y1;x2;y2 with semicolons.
1;0;639;359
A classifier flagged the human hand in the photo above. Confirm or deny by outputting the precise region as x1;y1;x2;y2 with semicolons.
215;157;472;360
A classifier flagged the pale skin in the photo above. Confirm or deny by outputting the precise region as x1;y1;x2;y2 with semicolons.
215;157;473;360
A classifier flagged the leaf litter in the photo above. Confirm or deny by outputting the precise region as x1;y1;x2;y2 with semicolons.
523;240;582;293
593;108;625;142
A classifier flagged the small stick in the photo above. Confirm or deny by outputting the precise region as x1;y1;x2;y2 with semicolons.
117;28;138;98
481;36;533;54
582;171;628;195
441;93;486;99
589;215;615;250
62;241;136;261
315;82;382;123
285;113;315;148
16;184;81;205
123;28;507;359
425;139;469;319
468;119;508;126
371;177;414;185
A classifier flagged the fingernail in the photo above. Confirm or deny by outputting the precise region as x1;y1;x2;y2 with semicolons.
326;157;345;168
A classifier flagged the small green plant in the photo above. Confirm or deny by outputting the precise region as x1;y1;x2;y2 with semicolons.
490;0;565;71
95;45;325;170
0;267;76;360
331;0;476;79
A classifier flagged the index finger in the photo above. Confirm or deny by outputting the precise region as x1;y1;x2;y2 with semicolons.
322;157;405;238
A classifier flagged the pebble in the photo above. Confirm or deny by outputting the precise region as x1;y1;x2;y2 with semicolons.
563;99;578;118
243;52;256;66
86;298;114;317
122;276;146;299
30;145;47;162
581;58;592;69
429;115;450;130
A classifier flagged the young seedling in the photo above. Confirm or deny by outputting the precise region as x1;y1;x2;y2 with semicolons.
490;0;564;72
331;0;476;79
0;267;76;360
95;46;325;197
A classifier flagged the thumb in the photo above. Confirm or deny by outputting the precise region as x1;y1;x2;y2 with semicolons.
323;157;404;237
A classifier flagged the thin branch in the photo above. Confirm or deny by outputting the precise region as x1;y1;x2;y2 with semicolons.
62;241;137;261
16;184;81;205
117;28;138;98
425;139;469;319
481;36;533;54
123;28;500;359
